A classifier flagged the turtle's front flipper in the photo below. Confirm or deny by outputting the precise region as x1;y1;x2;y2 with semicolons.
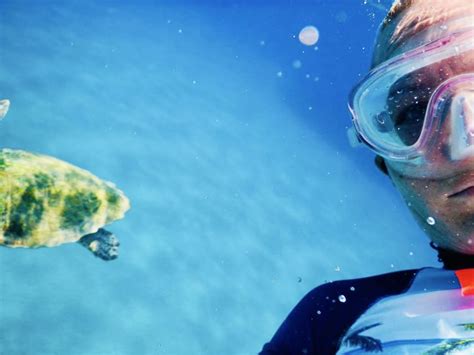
78;228;120;261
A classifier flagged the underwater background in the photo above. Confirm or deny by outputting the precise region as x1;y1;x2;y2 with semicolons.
0;0;439;354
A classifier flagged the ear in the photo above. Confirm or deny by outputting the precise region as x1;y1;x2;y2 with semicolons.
375;155;389;176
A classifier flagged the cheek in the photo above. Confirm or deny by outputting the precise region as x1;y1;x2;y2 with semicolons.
390;173;447;221
388;164;474;252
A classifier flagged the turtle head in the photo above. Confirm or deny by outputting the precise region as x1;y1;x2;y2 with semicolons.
104;183;130;223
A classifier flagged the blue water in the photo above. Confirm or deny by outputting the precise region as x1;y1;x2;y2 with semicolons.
0;1;439;354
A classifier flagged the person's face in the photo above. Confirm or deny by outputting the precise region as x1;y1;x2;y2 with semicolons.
380;7;474;254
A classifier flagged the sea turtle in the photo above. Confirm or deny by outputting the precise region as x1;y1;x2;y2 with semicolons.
0;101;130;261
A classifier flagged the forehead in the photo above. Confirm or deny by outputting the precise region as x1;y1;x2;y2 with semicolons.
373;1;474;66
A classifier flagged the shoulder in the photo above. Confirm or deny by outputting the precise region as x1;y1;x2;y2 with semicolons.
260;269;420;355
303;268;420;304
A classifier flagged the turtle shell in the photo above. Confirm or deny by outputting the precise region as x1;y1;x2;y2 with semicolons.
0;149;130;248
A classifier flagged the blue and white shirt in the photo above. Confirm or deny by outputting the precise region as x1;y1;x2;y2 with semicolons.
260;267;474;354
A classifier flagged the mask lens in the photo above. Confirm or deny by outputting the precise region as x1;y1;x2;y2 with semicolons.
389;90;431;146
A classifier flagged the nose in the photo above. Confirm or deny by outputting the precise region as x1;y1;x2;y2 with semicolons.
448;90;474;160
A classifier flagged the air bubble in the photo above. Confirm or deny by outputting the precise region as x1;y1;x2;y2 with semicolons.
426;216;436;225
338;295;346;303
298;26;320;46
292;60;302;69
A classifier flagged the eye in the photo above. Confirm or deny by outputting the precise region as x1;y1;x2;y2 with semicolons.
394;102;427;145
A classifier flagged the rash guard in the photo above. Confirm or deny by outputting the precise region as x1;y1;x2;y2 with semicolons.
259;267;474;354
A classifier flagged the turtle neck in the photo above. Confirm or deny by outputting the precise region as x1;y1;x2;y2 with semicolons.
430;242;474;270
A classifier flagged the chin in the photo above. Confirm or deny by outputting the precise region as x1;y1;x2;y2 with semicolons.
427;224;474;255
460;241;474;255
443;235;474;255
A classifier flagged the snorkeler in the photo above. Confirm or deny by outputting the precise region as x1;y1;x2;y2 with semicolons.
260;0;474;354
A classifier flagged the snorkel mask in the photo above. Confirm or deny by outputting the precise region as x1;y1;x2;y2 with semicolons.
348;22;474;178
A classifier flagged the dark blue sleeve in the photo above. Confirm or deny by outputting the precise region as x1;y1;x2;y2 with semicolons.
259;269;418;355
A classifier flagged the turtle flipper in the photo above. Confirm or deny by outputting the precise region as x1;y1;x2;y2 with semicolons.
78;228;120;261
